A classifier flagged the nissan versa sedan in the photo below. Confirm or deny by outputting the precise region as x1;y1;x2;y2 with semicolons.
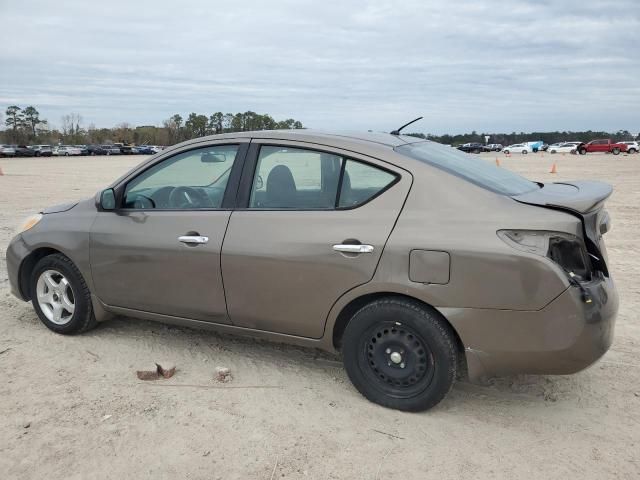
6;130;618;411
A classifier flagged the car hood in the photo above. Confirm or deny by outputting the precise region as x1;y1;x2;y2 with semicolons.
513;180;612;214
42;201;79;214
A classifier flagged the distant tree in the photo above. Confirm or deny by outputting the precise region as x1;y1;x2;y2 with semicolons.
208;112;224;134
22;106;42;139
185;113;208;138
5;105;24;142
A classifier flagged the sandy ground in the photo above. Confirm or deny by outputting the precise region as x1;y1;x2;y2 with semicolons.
0;151;639;479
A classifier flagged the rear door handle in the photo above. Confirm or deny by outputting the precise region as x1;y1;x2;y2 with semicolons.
333;244;374;254
178;235;209;245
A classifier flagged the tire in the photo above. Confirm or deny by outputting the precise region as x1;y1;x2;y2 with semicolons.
342;297;457;411
503;150;509;155
629;148;637;154
550;150;557;154
579;148;587;155
522;150;528;154
30;254;97;335
612;148;620;155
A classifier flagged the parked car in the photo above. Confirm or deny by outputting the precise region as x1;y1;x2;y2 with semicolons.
6;130;618;411
150;146;164;154
548;142;581;154
87;145;109;155
0;144;16;157
503;144;532;154
621;141;638;154
114;143;134;154
457;142;484;153
525;141;544;152
53;146;83;156
12;145;36;157
135;145;155;155
73;145;89;155
102;145;121;155
483;144;503;152
29;145;53;157
576;139;628;155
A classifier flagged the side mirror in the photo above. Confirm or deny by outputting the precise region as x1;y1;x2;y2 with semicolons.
100;188;116;210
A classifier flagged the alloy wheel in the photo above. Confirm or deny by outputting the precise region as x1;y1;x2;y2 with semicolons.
36;269;75;325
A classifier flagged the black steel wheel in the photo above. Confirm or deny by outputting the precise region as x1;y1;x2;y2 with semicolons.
342;297;457;411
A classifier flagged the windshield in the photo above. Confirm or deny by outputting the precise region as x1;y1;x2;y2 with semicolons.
395;141;538;196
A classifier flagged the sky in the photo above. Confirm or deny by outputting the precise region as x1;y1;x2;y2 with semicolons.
0;0;639;134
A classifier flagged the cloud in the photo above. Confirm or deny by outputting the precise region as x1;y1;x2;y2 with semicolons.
0;0;638;133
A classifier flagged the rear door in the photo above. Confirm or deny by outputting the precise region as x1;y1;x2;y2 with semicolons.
221;140;411;338
90;140;248;322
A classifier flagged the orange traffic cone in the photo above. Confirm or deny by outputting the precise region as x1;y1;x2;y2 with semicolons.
550;162;557;174
495;157;500;167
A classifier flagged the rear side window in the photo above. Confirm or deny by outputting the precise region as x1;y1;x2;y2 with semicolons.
250;146;343;209
338;160;396;208
248;146;398;209
395;141;537;196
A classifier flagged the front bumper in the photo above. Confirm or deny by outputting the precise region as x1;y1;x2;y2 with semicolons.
6;234;30;300
443;274;618;381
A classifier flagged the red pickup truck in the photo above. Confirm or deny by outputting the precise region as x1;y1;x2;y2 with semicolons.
577;139;628;155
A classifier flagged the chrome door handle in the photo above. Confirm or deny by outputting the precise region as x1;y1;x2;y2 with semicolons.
333;244;374;254
178;235;209;245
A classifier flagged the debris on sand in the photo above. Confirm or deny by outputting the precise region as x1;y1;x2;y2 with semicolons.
136;362;176;381
215;366;232;383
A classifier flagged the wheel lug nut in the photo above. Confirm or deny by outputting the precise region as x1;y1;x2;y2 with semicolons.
400;363;405;368
385;348;391;354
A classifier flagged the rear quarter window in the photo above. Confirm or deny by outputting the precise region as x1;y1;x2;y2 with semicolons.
395;141;537;196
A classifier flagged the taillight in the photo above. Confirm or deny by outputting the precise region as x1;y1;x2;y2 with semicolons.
498;230;592;281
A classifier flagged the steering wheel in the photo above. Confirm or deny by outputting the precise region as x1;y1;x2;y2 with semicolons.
168;186;206;209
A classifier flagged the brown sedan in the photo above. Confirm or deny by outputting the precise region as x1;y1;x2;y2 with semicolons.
6;130;618;411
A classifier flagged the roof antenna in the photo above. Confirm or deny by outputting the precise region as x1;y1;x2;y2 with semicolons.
390;116;423;135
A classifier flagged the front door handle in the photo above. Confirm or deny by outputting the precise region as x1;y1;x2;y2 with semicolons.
178;235;209;245
333;244;374;254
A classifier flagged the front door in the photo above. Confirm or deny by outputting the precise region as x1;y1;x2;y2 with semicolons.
90;141;247;322
221;141;411;338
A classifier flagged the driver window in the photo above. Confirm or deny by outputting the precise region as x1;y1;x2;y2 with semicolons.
124;145;239;209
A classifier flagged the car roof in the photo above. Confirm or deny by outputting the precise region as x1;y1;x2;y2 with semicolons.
177;129;422;155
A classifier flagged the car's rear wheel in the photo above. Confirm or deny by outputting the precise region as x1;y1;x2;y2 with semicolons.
30;254;97;334
629;148;637;154
503;150;509;154
579;148;587;155
342;298;457;411
522;150;528;154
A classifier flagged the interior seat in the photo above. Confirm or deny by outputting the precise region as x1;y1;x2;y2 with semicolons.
265;165;297;208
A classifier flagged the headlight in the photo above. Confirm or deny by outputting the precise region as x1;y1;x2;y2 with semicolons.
15;214;43;235
498;229;592;281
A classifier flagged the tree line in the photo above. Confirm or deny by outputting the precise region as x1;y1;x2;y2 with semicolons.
405;129;638;145
2;104;637;147
1;105;304;146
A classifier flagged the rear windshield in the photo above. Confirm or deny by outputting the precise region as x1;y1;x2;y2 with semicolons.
395;141;538;196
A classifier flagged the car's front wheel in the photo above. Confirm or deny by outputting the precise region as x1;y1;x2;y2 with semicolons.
342;297;457;411
31;254;97;334
612;148;620;155
522;150;528;154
